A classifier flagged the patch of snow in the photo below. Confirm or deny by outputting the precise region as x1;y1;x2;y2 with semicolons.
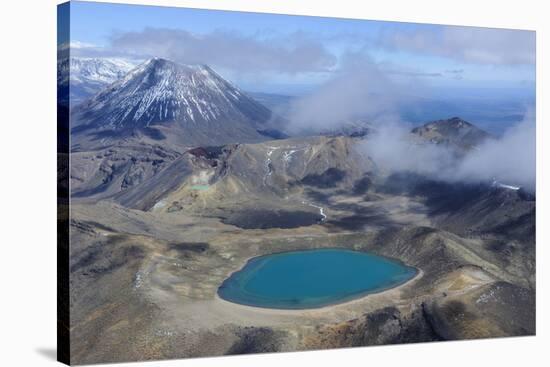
499;183;520;190
492;180;520;191
134;271;144;289
283;149;297;163
155;329;177;337
153;200;166;210
302;200;327;222
476;287;499;304
263;147;279;185
191;170;214;185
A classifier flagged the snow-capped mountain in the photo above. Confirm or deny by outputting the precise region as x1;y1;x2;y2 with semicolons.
57;57;138;106
69;57;136;85
71;58;276;150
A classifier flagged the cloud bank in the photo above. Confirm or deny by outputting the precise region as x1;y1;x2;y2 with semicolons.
455;111;535;189
361;109;536;192
285;53;410;134
100;28;337;74
281;44;535;192
378;26;535;65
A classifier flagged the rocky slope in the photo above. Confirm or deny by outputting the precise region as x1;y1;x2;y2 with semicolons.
65;78;535;363
70;143;181;199
112;136;371;218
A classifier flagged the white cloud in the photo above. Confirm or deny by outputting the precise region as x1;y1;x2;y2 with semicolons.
285;53;409;134
100;28;337;74
378;26;535;65
455;110;535;190
361;109;536;191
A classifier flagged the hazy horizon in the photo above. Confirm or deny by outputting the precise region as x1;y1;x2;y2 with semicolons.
62;1;534;99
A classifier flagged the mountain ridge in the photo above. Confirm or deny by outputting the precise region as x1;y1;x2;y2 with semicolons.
57;56;138;106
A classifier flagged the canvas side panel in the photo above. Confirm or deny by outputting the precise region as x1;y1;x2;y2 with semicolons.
57;2;70;365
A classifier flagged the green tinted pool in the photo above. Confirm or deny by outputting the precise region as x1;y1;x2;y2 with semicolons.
190;184;210;191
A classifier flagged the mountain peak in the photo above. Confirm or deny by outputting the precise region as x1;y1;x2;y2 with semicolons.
411;117;491;150
123;57;200;81
145;57;169;68
419;117;473;130
72;59;274;150
442;116;473;128
413;117;483;133
139;57;210;74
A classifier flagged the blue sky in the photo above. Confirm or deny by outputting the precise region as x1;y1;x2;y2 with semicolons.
62;1;535;101
69;1;395;46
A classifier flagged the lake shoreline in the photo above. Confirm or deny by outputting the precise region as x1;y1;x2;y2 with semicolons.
214;248;423;314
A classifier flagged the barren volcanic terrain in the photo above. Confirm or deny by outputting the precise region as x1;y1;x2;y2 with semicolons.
68;136;535;364
63;59;535;364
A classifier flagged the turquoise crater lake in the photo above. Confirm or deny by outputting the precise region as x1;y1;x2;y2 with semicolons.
218;249;417;309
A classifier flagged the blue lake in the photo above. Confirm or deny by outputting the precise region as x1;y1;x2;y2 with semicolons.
218;248;417;309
